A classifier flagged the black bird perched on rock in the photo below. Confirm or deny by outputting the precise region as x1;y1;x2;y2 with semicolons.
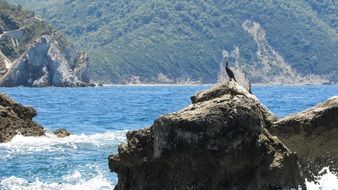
225;61;237;82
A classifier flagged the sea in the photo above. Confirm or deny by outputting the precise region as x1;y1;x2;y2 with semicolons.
0;85;337;190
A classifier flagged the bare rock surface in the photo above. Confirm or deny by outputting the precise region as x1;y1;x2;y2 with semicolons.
53;128;72;138
270;96;338;181
0;93;44;143
109;81;305;190
0;35;91;87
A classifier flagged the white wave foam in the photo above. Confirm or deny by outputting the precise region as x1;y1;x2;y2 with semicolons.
0;131;126;160
0;170;114;190
62;171;82;182
306;167;338;190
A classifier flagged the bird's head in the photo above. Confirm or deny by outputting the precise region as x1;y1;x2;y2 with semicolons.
222;50;229;60
222;50;229;65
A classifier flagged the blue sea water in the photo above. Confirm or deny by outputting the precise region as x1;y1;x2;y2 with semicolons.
0;85;337;189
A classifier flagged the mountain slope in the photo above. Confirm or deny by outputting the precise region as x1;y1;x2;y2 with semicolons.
304;0;337;31
0;0;90;87
9;0;338;84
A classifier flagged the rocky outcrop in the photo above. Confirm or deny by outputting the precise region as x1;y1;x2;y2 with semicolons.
0;35;91;87
53;128;71;138
269;96;338;181
0;1;91;87
0;93;76;142
109;81;306;190
0;51;11;77
0;93;44;143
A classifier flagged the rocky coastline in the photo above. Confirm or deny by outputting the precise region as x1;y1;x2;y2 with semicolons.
0;93;71;142
0;79;336;188
109;81;337;189
0;93;44;142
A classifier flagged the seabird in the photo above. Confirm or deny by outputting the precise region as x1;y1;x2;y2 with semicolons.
225;61;237;82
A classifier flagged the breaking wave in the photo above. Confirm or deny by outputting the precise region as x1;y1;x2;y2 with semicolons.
306;167;338;190
0;131;126;161
0;169;114;190
0;131;126;190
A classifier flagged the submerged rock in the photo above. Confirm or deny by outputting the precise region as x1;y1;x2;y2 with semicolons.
109;81;305;189
270;96;338;182
0;93;44;143
53;128;72;138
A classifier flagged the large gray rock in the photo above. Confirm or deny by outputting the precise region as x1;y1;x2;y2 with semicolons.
0;93;44;143
270;96;338;182
109;81;305;190
0;35;90;87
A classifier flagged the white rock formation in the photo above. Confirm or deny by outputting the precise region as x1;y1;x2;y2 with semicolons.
0;35;90;87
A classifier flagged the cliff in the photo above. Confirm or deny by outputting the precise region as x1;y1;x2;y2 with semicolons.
0;93;44;142
270;96;338;182
0;1;90;87
109;81;306;189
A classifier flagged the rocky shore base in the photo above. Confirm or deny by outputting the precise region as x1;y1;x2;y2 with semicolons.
0;93;44;142
109;82;308;189
270;96;338;181
0;93;72;142
109;81;338;189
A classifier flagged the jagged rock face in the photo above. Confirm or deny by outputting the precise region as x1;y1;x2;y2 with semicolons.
0;93;44;143
73;52;90;84
270;96;338;182
0;50;12;77
0;35;90;87
109;81;305;190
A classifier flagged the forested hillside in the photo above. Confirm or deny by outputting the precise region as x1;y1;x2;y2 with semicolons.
9;0;338;84
0;1;55;60
0;1;90;87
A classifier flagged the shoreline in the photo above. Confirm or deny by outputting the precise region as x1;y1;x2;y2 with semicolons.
0;83;336;88
100;83;338;87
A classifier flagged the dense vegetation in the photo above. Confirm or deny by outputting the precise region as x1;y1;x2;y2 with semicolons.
8;0;338;83
0;1;56;60
304;0;337;31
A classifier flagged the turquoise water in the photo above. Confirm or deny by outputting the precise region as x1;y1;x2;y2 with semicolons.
0;85;337;189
